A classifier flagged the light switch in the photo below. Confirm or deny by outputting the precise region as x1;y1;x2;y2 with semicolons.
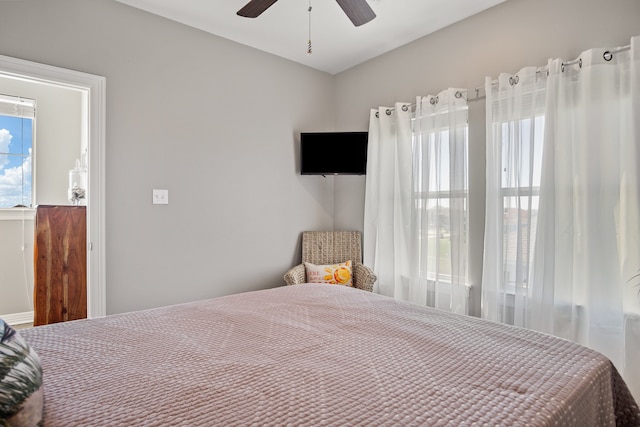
152;189;169;205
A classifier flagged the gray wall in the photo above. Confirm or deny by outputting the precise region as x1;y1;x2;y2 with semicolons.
0;0;336;315
333;0;640;315
0;78;82;316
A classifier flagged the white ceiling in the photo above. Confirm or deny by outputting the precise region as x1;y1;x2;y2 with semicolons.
114;0;508;75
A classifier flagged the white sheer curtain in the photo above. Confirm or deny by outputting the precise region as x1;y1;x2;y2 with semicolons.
482;67;547;326
364;89;469;313
483;36;640;399
533;37;640;398
413;90;469;313
363;103;414;299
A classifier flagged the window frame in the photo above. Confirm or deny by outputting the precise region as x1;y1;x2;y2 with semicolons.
496;114;545;296
412;120;470;286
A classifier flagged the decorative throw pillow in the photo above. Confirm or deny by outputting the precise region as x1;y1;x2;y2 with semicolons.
0;318;44;427
305;260;353;287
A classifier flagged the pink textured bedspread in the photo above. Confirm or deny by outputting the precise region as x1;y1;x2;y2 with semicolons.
21;284;640;426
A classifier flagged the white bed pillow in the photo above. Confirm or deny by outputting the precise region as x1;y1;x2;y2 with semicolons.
304;260;353;287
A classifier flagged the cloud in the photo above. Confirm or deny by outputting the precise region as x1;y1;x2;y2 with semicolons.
0;128;13;170
0;148;32;207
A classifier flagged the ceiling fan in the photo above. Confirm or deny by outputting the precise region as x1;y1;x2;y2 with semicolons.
237;0;376;27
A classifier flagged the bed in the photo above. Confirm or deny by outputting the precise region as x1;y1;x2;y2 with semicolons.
17;283;640;426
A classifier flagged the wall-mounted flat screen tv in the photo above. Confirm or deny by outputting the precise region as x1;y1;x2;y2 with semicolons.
300;131;368;175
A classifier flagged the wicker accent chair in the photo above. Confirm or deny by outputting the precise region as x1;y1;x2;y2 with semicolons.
284;231;377;292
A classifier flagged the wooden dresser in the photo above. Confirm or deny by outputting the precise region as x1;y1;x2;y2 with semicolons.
33;205;87;326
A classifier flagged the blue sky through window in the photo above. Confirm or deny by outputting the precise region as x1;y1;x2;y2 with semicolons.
0;115;33;208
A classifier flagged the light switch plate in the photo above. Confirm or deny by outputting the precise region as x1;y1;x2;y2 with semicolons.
152;189;169;205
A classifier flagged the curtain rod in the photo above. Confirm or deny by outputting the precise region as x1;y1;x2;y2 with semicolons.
560;44;631;70
376;88;484;117
376;43;632;117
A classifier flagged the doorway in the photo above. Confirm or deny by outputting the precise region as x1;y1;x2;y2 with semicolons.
0;55;106;320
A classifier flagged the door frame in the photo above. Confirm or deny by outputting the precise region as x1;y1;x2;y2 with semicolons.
0;54;106;318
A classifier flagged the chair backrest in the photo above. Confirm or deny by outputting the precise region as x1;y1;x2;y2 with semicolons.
301;231;363;265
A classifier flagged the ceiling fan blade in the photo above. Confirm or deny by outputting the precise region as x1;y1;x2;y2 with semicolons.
237;0;279;18
335;0;376;26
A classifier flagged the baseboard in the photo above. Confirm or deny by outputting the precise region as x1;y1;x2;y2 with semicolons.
0;311;34;325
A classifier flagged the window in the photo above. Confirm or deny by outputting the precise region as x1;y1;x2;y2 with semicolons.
499;115;544;293
411;93;470;311
0;95;35;209
413;128;469;284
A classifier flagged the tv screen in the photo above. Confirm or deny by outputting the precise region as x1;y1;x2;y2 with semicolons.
300;132;368;175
